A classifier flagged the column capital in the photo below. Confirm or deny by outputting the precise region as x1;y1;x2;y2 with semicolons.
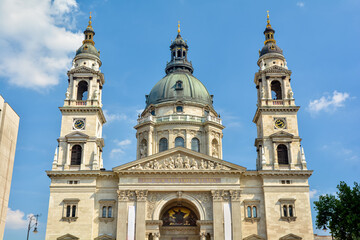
211;190;222;201
117;190;136;201
229;190;241;201
136;190;148;201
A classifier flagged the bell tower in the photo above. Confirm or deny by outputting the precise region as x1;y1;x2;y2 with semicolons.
253;12;307;171
52;14;106;171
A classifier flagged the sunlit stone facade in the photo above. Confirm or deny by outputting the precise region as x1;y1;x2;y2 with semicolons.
45;14;314;240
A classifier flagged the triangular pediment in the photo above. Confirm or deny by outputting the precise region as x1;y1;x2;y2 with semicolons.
68;66;99;74
94;234;115;240
57;234;79;240
113;147;246;172
243;234;265;240
279;233;302;240
65;131;89;139
269;130;294;139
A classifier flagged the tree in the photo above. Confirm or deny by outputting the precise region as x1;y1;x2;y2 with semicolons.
314;181;360;240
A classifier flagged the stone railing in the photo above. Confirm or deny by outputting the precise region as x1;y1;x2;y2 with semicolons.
63;100;101;107
137;114;222;125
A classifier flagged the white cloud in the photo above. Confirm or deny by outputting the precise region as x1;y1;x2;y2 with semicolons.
5;208;33;230
308;91;350;114
296;2;305;7
103;109;128;122
309;189;318;199
0;0;83;89
110;139;132;158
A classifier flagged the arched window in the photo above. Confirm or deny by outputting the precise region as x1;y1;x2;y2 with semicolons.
175;80;183;90
191;138;200;152
72;205;76;217
66;205;71;217
177;50;181;58
183;51;186;58
176;106;183;112
277;144;289;164
271;80;282;100
247;206;252;218
175;137;184;148
289;205;293;217
102;206;107;218
253;206;257;218
159;138;168;152
71;145;82;165
283;205;288;217
108;206;112;218
77;81;88;100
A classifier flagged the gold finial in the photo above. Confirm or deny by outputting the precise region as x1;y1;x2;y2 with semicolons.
88;12;92;27
178;21;181;34
266;10;271;27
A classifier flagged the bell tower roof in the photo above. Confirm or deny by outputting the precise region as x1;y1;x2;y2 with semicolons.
75;12;100;58
165;22;194;74
259;11;283;57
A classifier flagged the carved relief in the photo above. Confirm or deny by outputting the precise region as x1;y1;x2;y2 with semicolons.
128;154;231;171
229;190;241;201
135;190;148;201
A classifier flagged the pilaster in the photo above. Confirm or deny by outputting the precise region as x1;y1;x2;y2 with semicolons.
135;190;148;240
211;190;224;240
229;190;242;240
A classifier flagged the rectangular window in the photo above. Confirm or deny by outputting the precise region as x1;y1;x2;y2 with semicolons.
244;200;260;223
62;198;80;222
99;199;116;223
279;198;296;222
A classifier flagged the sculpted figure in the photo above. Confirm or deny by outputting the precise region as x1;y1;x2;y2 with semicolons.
199;159;205;169
93;89;99;100
144;162;151;170
208;161;214;170
149;161;154;169
65;90;70;100
153;160;159;169
288;89;294;99
184;156;191;169
175;154;183;168
191;158;198;169
163;158;169;169
135;164;143;170
169;157;175;169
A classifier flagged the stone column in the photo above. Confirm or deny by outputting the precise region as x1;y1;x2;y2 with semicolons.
288;143;294;169
230;190;242;240
135;190;148;240
273;142;279;170
148;126;153;156
211;190;224;240
116;190;129;240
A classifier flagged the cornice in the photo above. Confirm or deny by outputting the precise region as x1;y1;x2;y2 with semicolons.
253;106;300;123
254;65;292;79
67;66;105;85
59;106;106;124
46;170;117;178
116;170;243;176
258;170;313;177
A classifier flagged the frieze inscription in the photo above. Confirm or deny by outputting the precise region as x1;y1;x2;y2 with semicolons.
139;178;221;184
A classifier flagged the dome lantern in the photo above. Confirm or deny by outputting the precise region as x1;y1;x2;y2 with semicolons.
259;11;283;57
165;22;194;74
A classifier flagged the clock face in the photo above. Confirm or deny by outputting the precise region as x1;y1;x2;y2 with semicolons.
275;119;286;129
74;119;85;130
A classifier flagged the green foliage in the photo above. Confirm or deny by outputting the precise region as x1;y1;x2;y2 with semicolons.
314;181;360;239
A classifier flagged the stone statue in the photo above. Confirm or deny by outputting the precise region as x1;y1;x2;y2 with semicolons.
93;89;99;100
175;154;183;168
212;142;219;158
153;160;159;169
184;156;191;169
288;89;294;99
65;89;70;100
199;159;205;169
208;161;214;170
168;157;175;169
191;158;198;169
260;58;265;70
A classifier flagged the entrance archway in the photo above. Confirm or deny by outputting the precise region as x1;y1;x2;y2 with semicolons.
159;199;200;240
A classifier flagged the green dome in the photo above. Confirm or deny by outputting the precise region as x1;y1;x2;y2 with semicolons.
75;43;100;57
146;72;212;107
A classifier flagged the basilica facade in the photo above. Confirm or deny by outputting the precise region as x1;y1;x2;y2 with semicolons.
45;13;314;240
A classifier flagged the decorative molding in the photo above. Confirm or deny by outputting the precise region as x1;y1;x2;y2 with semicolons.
279;233;302;240
280;216;297;222
57;233;79;240
243;234;265;240
244;217;260;223
135;190;148;201
229;190;241;201
98;217;114;223
61;216;78;223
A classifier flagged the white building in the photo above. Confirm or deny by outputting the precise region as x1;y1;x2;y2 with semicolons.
45;14;314;240
0;95;20;240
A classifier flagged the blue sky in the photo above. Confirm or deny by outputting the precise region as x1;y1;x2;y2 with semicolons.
1;0;359;239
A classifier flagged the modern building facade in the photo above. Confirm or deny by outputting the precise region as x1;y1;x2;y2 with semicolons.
0;95;20;240
45;13;314;240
